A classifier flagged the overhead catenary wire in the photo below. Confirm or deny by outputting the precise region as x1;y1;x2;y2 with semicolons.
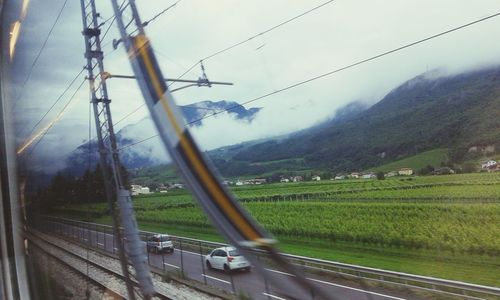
102;0;180;52
140;0;182;28
113;102;219;126
14;0;69;108
22;78;86;156
168;0;337;85
100;0;127;51
111;0;335;124
117;10;500;151
18;67;85;137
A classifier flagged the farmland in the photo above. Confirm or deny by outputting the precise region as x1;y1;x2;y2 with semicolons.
54;172;500;286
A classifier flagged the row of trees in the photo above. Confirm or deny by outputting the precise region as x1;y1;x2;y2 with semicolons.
29;164;129;211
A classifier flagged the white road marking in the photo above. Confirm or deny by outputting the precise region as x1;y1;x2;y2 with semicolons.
97;242;104;246
163;262;180;269
266;268;295;276
262;292;287;300
181;249;206;256
266;268;405;299
308;278;406;300
202;274;230;284
75;225;405;299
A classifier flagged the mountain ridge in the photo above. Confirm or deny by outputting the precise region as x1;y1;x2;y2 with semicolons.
213;66;500;175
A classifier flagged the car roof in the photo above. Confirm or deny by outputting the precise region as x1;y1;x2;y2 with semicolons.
215;246;236;252
153;234;170;237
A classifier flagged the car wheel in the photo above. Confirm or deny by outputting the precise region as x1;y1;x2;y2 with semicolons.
224;264;231;273
206;260;212;270
170;248;174;253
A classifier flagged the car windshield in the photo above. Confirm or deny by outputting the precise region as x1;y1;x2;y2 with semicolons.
160;236;170;242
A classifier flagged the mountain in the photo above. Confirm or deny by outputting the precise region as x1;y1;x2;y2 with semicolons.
214;67;500;175
182;100;261;126
66;67;500;181
64;100;262;175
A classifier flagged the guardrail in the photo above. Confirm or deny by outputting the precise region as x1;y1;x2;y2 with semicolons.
35;216;500;300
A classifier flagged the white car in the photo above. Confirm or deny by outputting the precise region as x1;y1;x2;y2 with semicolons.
205;246;251;272
146;234;174;253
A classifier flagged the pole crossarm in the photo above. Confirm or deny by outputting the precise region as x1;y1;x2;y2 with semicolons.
103;73;233;86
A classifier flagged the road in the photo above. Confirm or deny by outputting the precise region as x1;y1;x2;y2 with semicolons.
46;220;409;300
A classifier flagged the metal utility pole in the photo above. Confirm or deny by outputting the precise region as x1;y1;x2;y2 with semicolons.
79;0;154;299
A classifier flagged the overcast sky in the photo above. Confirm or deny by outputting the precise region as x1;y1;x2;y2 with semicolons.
7;0;500;172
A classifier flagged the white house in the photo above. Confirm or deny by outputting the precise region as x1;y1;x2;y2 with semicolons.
481;160;497;169
398;168;414;176
361;173;376;179
311;175;321;181
349;172;360;179
130;185;150;196
280;178;290;183
385;171;398;177
334;175;346;180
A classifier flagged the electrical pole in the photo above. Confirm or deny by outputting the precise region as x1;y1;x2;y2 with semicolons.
79;0;154;299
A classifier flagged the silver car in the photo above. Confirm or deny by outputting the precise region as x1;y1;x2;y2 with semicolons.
205;246;251;272
146;234;174;253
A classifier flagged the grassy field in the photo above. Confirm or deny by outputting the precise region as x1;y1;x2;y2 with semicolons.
54;172;500;286
368;148;450;173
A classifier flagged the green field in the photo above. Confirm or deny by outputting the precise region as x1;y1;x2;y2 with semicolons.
54;172;500;286
369;148;450;173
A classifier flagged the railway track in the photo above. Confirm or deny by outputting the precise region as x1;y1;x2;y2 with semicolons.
27;231;172;300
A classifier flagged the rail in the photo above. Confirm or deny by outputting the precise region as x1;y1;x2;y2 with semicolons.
36;216;500;299
27;231;172;300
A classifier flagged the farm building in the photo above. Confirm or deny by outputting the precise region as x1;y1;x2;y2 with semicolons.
481;160;497;170
398;168;414;176
131;185;150;196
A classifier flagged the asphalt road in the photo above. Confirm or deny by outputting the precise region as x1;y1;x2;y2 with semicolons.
47;221;409;300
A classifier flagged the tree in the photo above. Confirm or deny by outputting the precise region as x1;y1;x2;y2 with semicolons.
418;165;435;175
462;162;477;173
376;171;385;180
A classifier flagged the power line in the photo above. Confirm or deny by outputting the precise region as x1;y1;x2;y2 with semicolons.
14;0;69;107
100;0;127;49
18;67;85;137
167;0;337;85
117;10;500;151
114;102;219;126
141;0;181;27
203;0;336;62
23;78;86;156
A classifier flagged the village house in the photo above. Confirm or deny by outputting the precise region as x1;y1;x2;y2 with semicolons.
398;168;414;176
157;184;169;193
481;160;497;170
334;174;346;180
385;171;398;177
361;173;376;179
432;167;455;175
349;172;360;179
311;175;321;181
280;178;290;183
251;178;267;185
291;176;303;182
130;184;150;196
